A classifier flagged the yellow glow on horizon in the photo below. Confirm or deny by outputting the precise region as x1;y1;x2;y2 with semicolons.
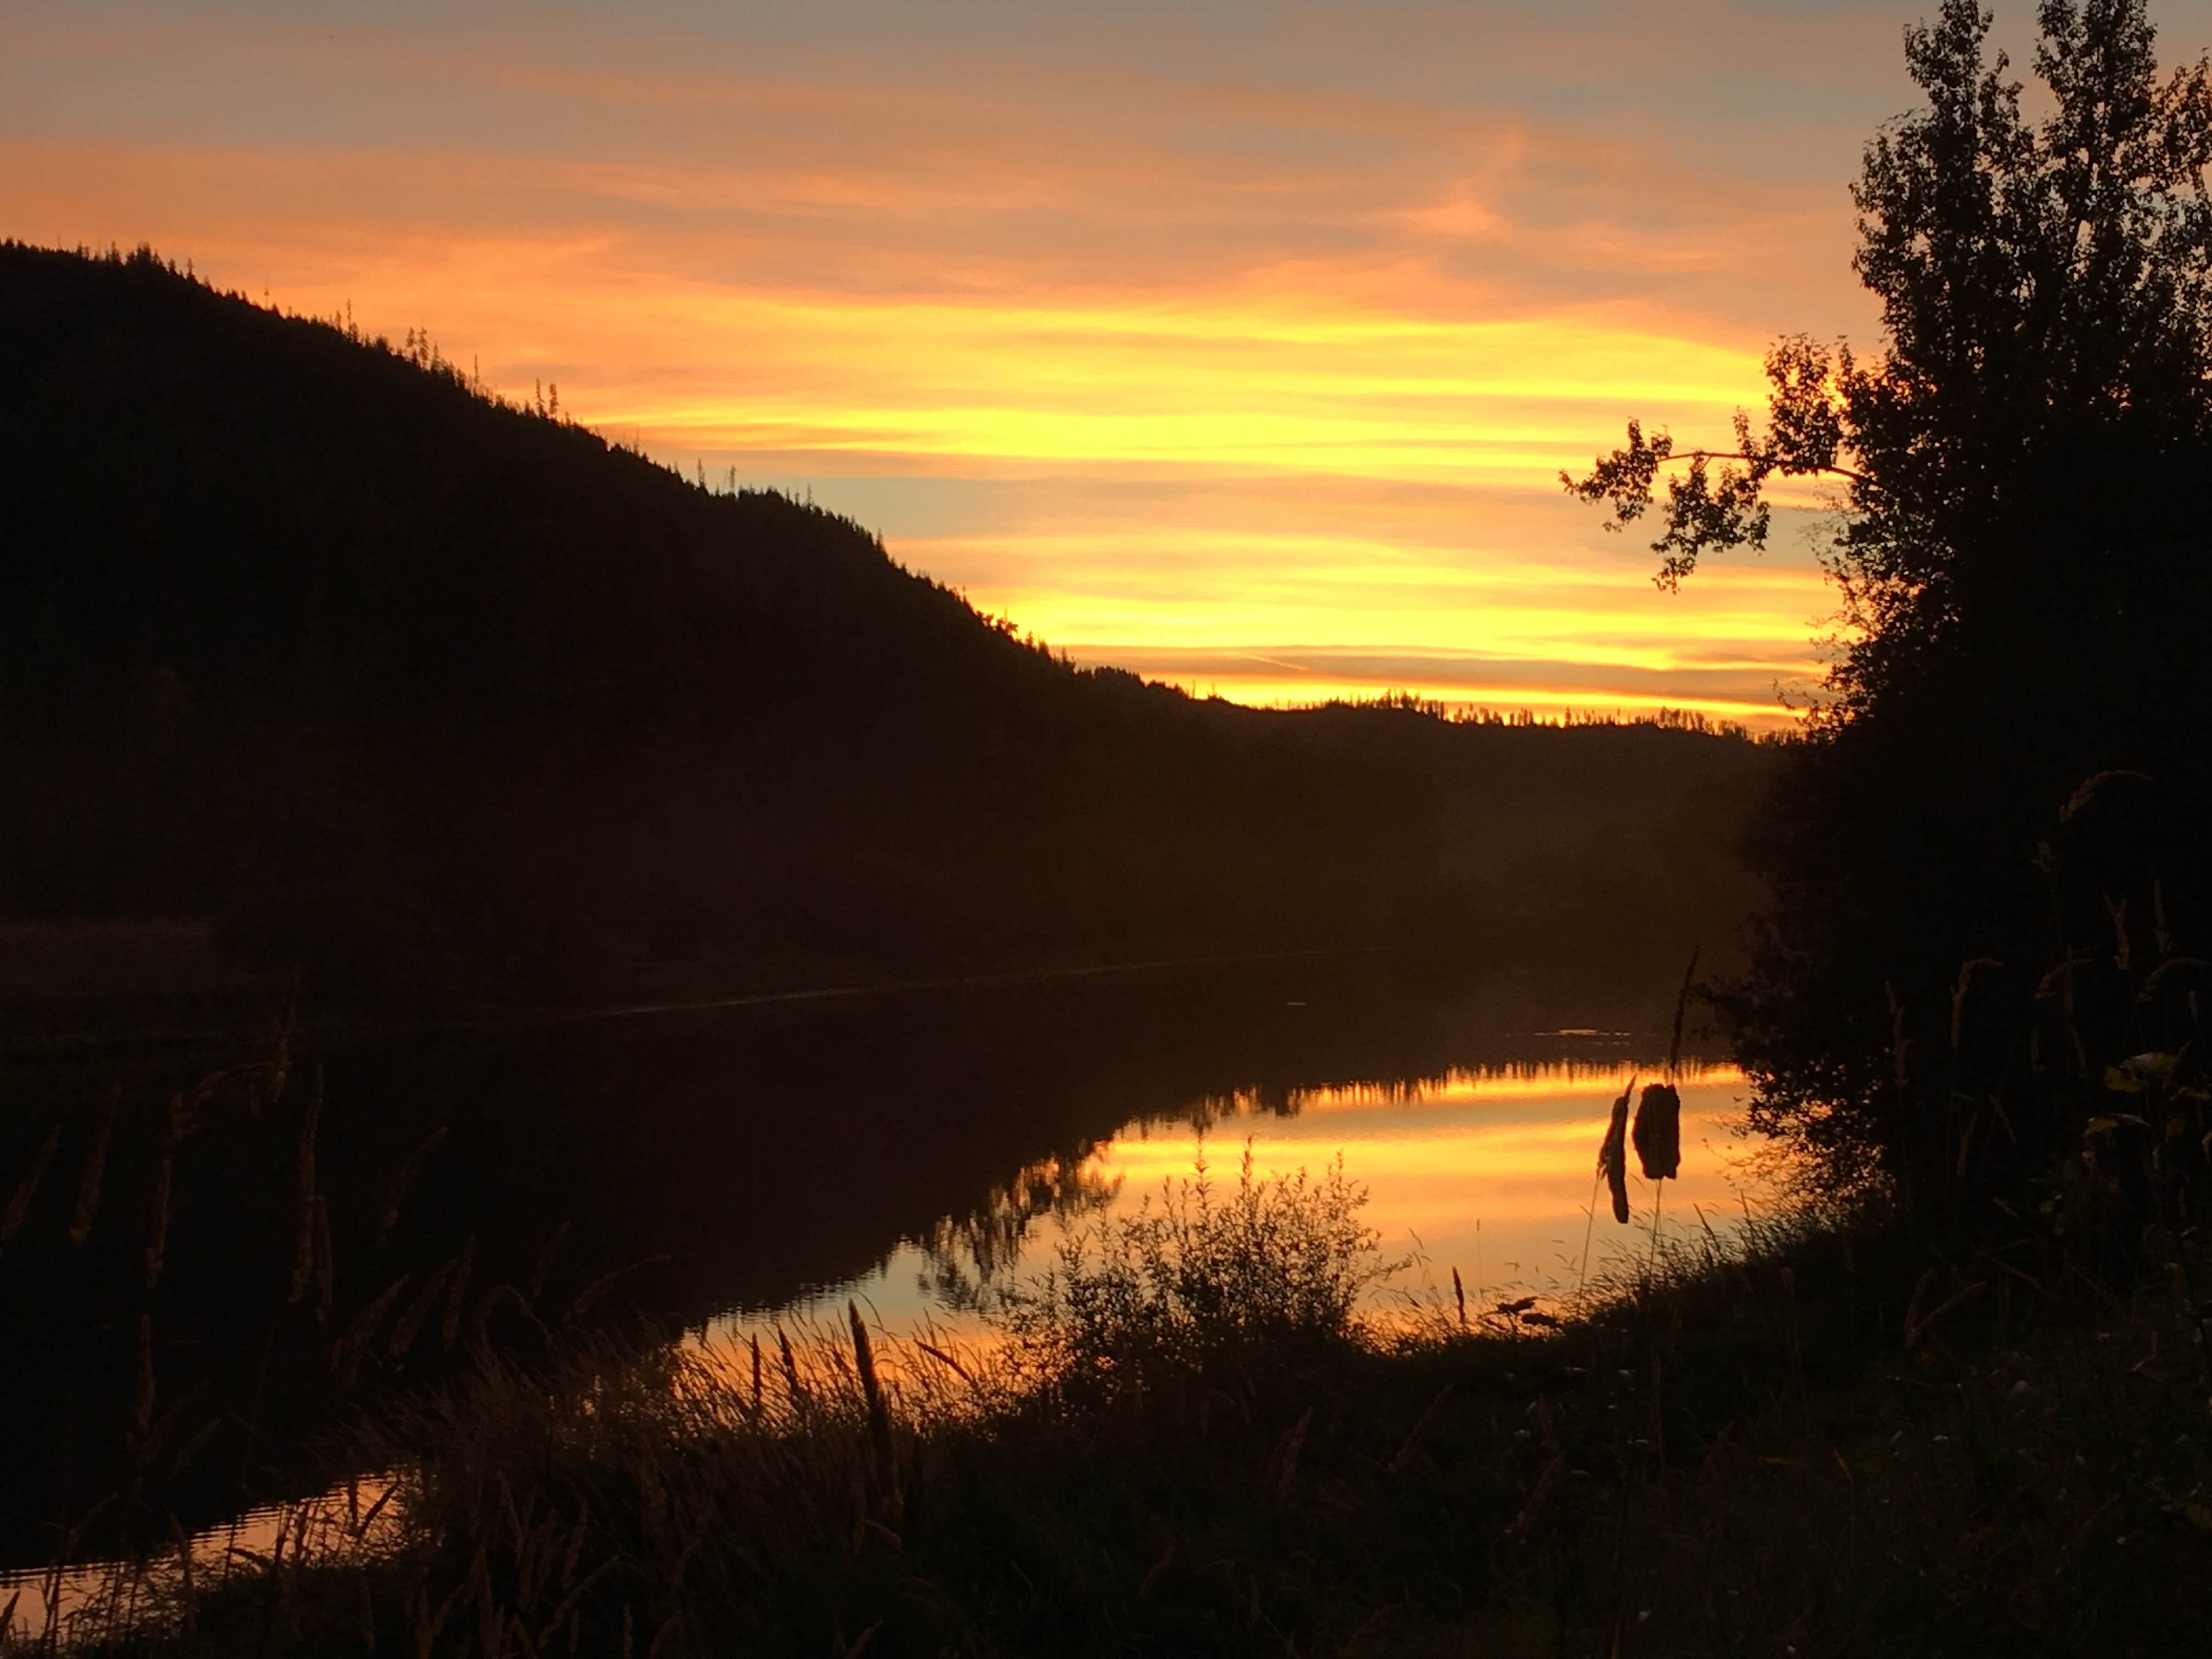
1;129;1847;725
1149;678;1797;724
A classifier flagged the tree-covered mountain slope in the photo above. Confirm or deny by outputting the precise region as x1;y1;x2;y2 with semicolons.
0;244;1772;1014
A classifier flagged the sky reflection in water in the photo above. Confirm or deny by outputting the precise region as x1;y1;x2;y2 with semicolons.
735;1060;1758;1349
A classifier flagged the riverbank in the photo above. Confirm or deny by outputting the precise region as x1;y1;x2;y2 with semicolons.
0;914;1402;1063
32;1163;2211;1658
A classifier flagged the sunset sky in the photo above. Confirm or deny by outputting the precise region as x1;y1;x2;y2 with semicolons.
13;2;2209;723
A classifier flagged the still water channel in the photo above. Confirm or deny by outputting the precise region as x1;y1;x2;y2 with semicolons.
0;954;1769;1636
754;1056;1753;1347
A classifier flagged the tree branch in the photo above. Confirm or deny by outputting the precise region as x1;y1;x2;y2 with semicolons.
1661;450;1870;485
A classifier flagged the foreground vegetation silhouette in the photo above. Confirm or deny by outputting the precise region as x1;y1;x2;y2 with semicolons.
13;1;2212;1654
21;1108;2212;1657
1570;0;2212;1213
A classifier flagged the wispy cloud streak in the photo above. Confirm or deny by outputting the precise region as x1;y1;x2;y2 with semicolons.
10;2;2151;720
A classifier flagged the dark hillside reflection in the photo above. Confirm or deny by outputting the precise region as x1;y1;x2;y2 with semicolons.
0;951;1714;1568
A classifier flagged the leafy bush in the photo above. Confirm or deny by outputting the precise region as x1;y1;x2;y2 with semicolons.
997;1142;1403;1405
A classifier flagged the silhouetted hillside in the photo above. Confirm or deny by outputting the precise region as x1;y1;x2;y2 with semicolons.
0;244;1775;1015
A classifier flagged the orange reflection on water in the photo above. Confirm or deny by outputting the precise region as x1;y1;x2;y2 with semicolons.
0;1477;403;1648
736;1060;1764;1352
1093;1064;1755;1302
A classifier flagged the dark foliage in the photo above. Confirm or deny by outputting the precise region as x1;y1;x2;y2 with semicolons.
1568;1;2212;1204
54;1138;2212;1658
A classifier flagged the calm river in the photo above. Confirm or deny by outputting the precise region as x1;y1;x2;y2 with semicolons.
0;951;1768;1629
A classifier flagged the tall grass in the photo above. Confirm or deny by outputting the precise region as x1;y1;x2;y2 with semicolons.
13;910;2212;1657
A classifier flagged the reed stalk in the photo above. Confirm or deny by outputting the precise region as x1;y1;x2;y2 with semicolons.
441;1234;476;1347
531;1222;570;1302
377;1126;448;1251
1599;1076;1635;1227
848;1301;901;1520
289;1069;322;1305
134;1312;155;1440
313;1193;335;1323
1;1122;61;1249
67;1087;117;1247
778;1327;805;1418
144;1152;172;1294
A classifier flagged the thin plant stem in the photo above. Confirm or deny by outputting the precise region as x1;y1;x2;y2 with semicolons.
1575;1167;1602;1305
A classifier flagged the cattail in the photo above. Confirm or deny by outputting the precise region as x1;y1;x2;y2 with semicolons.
472;1542;501;1659
144;1152;173;1294
1886;981;1914;1085
334;1274;411;1391
1503;1452;1563;1542
171;1516;196;1631
849;1301;901;1517
1452;1266;1466;1329
530;1221;570;1303
777;1326;805;1415
313;1195;335;1322
288;1070;322;1304
68;1090;117;1246
560;1265;617;1327
2104;893;2132;974
1632;1084;1681;1181
1599;1077;1634;1225
750;1333;763;1414
134;1312;156;1438
469;1284;537;1347
441;1235;475;1347
264;974;299;1114
0;1123;61;1248
1388;1384;1455;1473
389;1257;459;1359
1269;1406;1313;1499
376;1126;448;1250
558;1499;590;1590
170;1415;220;1477
1950;958;2002;1051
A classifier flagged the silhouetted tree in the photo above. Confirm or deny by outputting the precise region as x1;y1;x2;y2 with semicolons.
1572;0;2212;725
1567;0;2212;1200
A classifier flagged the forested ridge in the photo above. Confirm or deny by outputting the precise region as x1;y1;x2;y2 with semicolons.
0;242;1769;1014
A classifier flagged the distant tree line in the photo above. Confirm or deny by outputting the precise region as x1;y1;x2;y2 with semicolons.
0;242;1773;1012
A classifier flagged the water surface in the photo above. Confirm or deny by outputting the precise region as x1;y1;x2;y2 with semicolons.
751;1057;1756;1347
0;953;1762;1588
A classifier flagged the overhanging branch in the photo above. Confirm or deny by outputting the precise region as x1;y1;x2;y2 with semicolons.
1663;449;1870;486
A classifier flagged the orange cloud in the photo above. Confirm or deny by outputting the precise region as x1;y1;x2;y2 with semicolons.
1;0;1908;723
